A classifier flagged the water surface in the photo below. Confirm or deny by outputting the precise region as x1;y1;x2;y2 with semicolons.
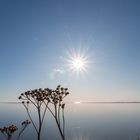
0;103;140;140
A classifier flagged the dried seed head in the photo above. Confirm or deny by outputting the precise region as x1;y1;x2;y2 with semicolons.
61;103;65;109
18;96;22;99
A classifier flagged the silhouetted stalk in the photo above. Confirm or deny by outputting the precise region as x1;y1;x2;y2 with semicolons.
45;85;69;140
55;117;65;140
47;104;65;140
17;126;26;140
55;104;65;140
37;107;42;140
46;103;65;140
17;120;30;140
47;106;55;117
7;135;11;140
62;108;65;138
23;104;38;133
23;103;48;140
58;103;61;124
55;105;57;119
19;89;50;140
41;102;49;125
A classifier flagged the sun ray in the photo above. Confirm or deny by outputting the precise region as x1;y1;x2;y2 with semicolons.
66;48;90;75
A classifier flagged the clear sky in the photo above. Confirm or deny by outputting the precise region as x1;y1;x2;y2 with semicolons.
0;0;140;102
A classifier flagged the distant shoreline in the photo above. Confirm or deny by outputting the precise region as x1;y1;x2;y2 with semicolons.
1;101;140;104
81;101;140;104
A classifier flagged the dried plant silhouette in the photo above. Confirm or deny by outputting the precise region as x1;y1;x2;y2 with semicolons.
18;88;50;140
46;85;69;140
17;120;31;140
0;120;30;140
18;85;69;140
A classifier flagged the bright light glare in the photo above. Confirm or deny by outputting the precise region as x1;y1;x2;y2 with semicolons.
67;48;90;74
72;58;84;70
74;101;81;104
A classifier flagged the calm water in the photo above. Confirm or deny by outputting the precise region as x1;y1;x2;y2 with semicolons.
0;103;140;140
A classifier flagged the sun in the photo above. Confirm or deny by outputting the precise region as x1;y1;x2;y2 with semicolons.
66;48;90;74
72;58;84;70
71;56;85;72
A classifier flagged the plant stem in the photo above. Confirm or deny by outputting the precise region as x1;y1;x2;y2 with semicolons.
17;126;26;140
37;107;42;140
24;105;38;133
62;109;65;139
55;117;65;140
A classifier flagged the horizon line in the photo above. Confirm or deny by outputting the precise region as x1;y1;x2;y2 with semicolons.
1;101;140;104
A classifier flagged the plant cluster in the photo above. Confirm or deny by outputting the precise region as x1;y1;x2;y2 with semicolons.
0;120;30;140
18;85;69;140
47;85;69;140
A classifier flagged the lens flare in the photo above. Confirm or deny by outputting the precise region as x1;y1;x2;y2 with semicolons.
66;48;90;75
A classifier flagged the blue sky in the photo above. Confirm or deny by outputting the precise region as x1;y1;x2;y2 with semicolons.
0;0;140;102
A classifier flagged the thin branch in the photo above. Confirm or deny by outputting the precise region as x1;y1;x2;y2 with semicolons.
55;117;65;140
54;104;57;118
58;103;61;125
26;96;37;108
62;109;65;139
37;107;42;140
41;102;49;125
16;125;26;140
23;104;38;133
47;106;55;118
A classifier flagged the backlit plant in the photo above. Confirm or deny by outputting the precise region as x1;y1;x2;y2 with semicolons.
18;88;50;140
45;85;69;140
0;120;30;140
18;85;70;140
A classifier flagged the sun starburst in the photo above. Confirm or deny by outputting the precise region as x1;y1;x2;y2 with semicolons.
66;48;90;75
